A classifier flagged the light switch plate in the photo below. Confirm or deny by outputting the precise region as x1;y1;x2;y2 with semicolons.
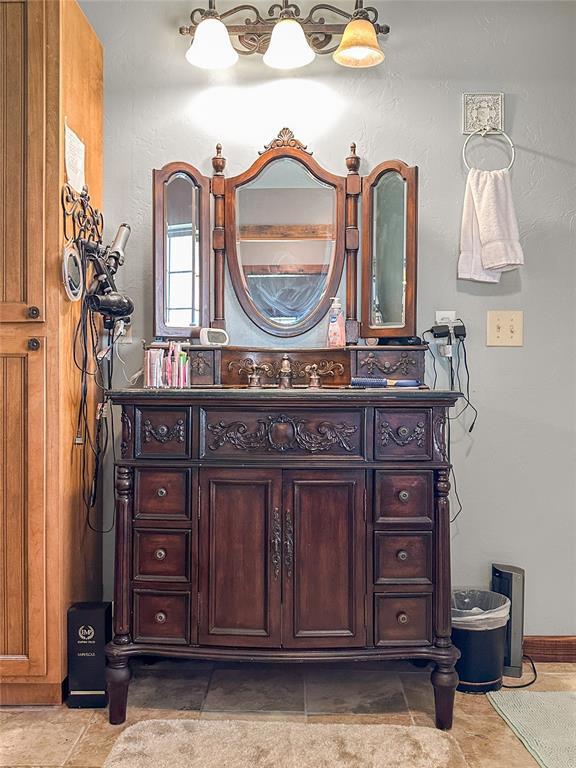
487;310;523;346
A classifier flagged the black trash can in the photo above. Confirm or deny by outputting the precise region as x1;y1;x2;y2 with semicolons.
451;590;510;694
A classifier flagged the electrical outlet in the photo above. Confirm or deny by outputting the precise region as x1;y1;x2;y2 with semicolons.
435;310;456;326
118;323;133;344
487;310;523;346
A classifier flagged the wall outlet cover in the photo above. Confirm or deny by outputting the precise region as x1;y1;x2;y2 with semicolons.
435;310;456;326
487;310;523;346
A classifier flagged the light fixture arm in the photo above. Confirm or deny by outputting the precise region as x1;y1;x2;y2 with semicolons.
179;1;389;55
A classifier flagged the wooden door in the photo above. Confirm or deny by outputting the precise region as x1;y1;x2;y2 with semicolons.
0;1;46;323
198;468;282;646
282;470;366;648
0;334;46;675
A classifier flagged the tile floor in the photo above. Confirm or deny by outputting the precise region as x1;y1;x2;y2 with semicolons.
0;660;574;767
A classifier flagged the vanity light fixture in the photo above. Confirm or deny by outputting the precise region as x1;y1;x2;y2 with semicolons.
179;0;389;70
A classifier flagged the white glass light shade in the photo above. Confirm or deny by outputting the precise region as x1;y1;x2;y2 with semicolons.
185;17;239;70
332;18;384;68
263;18;316;70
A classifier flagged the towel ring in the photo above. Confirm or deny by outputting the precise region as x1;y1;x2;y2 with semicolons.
462;127;515;172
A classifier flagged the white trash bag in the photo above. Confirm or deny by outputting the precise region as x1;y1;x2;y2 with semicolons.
451;590;510;631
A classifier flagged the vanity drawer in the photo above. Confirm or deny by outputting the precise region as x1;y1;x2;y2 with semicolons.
374;532;432;585
134;468;191;520
374;594;432;646
134;406;192;459
200;408;364;460
133;590;190;644
355;349;424;382
134;530;190;583
374;471;433;526
374;409;432;460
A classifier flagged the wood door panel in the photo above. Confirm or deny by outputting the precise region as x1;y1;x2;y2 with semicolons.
0;1;45;322
0;335;46;675
282;470;366;648
199;468;282;646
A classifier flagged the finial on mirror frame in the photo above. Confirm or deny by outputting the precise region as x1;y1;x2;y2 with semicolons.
346;142;360;174
212;143;226;175
259;128;312;155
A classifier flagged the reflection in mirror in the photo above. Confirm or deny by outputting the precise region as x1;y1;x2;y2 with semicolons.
164;173;200;327
371;171;406;327
236;158;336;328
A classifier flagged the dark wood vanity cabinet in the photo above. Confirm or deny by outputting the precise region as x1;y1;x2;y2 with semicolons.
106;387;460;730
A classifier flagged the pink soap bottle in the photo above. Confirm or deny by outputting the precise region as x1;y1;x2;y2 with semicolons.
327;297;346;347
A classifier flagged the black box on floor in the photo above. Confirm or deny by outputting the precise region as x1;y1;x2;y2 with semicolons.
67;602;112;708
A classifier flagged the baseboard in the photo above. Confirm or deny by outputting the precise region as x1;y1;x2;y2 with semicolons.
0;682;63;706
523;636;576;663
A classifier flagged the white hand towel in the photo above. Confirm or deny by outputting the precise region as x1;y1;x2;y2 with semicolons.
458;168;524;282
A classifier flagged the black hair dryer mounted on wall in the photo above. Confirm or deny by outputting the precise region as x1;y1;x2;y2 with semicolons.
82;223;134;329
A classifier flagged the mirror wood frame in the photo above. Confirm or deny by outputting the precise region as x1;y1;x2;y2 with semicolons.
224;145;347;338
153;161;211;338
360;160;418;339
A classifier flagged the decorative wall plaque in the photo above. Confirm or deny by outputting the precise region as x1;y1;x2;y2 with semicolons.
462;93;504;134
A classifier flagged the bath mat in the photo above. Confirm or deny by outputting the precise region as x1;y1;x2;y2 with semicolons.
103;719;466;768
488;691;576;768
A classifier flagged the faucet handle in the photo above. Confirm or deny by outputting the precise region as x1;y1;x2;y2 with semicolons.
304;363;321;389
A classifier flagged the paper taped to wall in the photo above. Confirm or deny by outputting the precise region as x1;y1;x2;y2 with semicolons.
65;120;86;193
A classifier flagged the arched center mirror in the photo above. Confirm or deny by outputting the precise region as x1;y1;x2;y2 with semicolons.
225;143;346;337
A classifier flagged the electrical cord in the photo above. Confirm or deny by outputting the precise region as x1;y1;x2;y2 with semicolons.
72;241;117;534
421;330;438;389
502;655;538;688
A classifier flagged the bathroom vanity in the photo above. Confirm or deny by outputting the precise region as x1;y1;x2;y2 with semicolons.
106;130;460;729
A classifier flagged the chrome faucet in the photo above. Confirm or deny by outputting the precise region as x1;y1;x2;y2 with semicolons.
277;354;293;389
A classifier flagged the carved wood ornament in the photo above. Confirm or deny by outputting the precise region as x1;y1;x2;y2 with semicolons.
207;413;358;453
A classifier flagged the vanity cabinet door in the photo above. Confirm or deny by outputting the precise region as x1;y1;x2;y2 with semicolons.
281;470;366;648
198;468;282;647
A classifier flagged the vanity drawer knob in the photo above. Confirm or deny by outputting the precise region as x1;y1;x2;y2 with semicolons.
397;612;409;625
398;490;410;503
27;305;40;319
154;611;167;624
154;548;167;561
397;426;410;438
396;550;409;562
156;487;167;498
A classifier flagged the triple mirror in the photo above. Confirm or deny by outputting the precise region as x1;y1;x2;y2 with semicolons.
153;131;417;341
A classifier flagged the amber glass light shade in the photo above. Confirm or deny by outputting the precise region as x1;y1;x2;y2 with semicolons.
332;18;384;68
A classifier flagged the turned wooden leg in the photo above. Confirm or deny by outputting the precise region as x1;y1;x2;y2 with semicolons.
106;656;131;725
431;663;458;730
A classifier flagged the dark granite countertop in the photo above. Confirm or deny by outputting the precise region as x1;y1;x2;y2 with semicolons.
108;386;461;403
